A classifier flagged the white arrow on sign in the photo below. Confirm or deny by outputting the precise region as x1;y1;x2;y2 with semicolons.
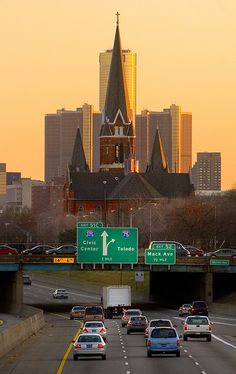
101;231;115;256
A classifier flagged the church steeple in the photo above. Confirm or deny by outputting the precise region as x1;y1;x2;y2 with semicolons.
100;14;135;173
70;128;89;173
147;127;168;173
101;16;132;128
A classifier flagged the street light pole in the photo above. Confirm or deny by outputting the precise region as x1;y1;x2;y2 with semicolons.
103;180;107;227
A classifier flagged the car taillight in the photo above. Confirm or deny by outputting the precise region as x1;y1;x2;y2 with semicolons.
208;323;212;331
177;339;180;346
75;343;81;348
97;343;103;348
145;328;148;334
147;340;151;347
100;328;106;333
82;328;88;333
124;316;128;319
184;323;188;330
145;321;148;325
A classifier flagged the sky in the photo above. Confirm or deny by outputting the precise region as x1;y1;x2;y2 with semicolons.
0;0;235;190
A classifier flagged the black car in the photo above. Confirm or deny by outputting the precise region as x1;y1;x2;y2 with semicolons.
22;245;55;255
23;274;32;285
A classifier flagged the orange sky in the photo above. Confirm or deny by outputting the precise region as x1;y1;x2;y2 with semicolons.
0;0;235;190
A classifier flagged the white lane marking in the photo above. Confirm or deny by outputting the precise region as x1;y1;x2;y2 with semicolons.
123;350;126;353
195;362;200;366
201;372;207;374
189;355;192;358
127;372;131;374
184;350;188;353
212;334;236;349
32;282;99;300
124;356;127;359
125;362;129;365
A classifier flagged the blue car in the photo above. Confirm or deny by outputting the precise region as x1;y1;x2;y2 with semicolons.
147;327;181;357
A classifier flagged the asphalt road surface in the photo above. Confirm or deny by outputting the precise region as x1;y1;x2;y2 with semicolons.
0;277;236;374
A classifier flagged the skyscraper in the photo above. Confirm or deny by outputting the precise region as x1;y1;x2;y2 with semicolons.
136;106;192;173
191;152;221;191
99;49;137;125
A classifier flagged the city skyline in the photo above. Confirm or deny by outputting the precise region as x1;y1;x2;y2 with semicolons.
0;1;235;190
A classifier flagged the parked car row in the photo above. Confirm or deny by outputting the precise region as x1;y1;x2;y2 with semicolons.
0;244;77;255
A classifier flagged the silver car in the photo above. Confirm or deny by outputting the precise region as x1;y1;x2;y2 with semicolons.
73;333;106;360
81;321;107;341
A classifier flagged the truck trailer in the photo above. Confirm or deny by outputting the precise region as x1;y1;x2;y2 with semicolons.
102;285;131;318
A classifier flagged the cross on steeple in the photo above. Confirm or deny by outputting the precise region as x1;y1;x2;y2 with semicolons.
116;11;120;25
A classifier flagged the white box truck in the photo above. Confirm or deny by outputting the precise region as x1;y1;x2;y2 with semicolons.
102;285;131;318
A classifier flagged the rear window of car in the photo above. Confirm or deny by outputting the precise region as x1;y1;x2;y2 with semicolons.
150;320;171;327
57;289;66;293
85;322;103;328
126;310;141;316
151;328;177;338
193;302;207;308
187;317;208;325
85;307;103;315
73;306;85;311
130;316;146;322
183;304;191;308
78;335;102;343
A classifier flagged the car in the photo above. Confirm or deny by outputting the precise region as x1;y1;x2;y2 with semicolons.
45;245;77;255
23;274;32;285
144;319;173;340
84;306;105;323
22;245;55;255
183;315;213;341
204;248;236;258
0;245;18;255
121;309;142;327
53;289;68;299
184;245;204;256
147;327;181;357
81;321;107;341
73;333;106;360
178;304;191;316
148;241;190;257
70;306;86;320
127;315;148;335
190;301;208;316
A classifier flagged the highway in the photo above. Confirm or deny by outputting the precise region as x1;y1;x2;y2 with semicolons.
0;276;236;373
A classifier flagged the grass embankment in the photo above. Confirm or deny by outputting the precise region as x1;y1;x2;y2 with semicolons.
34;270;150;297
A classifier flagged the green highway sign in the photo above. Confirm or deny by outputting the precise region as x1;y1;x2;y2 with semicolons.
151;243;176;250
145;244;176;265
77;227;138;264
77;222;103;228
210;259;230;266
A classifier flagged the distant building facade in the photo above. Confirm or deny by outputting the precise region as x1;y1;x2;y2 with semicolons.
191;152;221;191
6;178;45;210
0;163;7;206
7;172;21;185
136;106;192;173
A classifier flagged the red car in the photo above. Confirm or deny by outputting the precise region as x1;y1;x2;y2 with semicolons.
0;245;18;255
184;245;204;257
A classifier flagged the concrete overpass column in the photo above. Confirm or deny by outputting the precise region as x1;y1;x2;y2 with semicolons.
202;273;213;304
0;271;23;311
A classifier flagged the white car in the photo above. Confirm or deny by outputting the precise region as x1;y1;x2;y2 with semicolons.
53;289;68;299
81;321;107;341
144;319;173;340
183;315;213;341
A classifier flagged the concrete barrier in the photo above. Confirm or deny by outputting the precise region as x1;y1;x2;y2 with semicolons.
0;305;45;358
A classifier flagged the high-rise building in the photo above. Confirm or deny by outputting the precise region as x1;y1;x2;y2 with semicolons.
191;152;221;191
99;49;137;125
136;106;192;173
0;163;7;206
45;106;100;182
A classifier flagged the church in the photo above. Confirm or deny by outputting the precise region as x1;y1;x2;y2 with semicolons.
64;16;194;225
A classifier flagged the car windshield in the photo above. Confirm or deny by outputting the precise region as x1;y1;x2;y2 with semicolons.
85;322;103;328
151;328;177;338
57;290;66;293
183;304;191;308
150;320;171;327
187;317;208;325
77;335;102;343
73;307;85;311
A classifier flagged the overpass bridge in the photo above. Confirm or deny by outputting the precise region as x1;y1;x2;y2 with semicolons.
1;255;236;310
